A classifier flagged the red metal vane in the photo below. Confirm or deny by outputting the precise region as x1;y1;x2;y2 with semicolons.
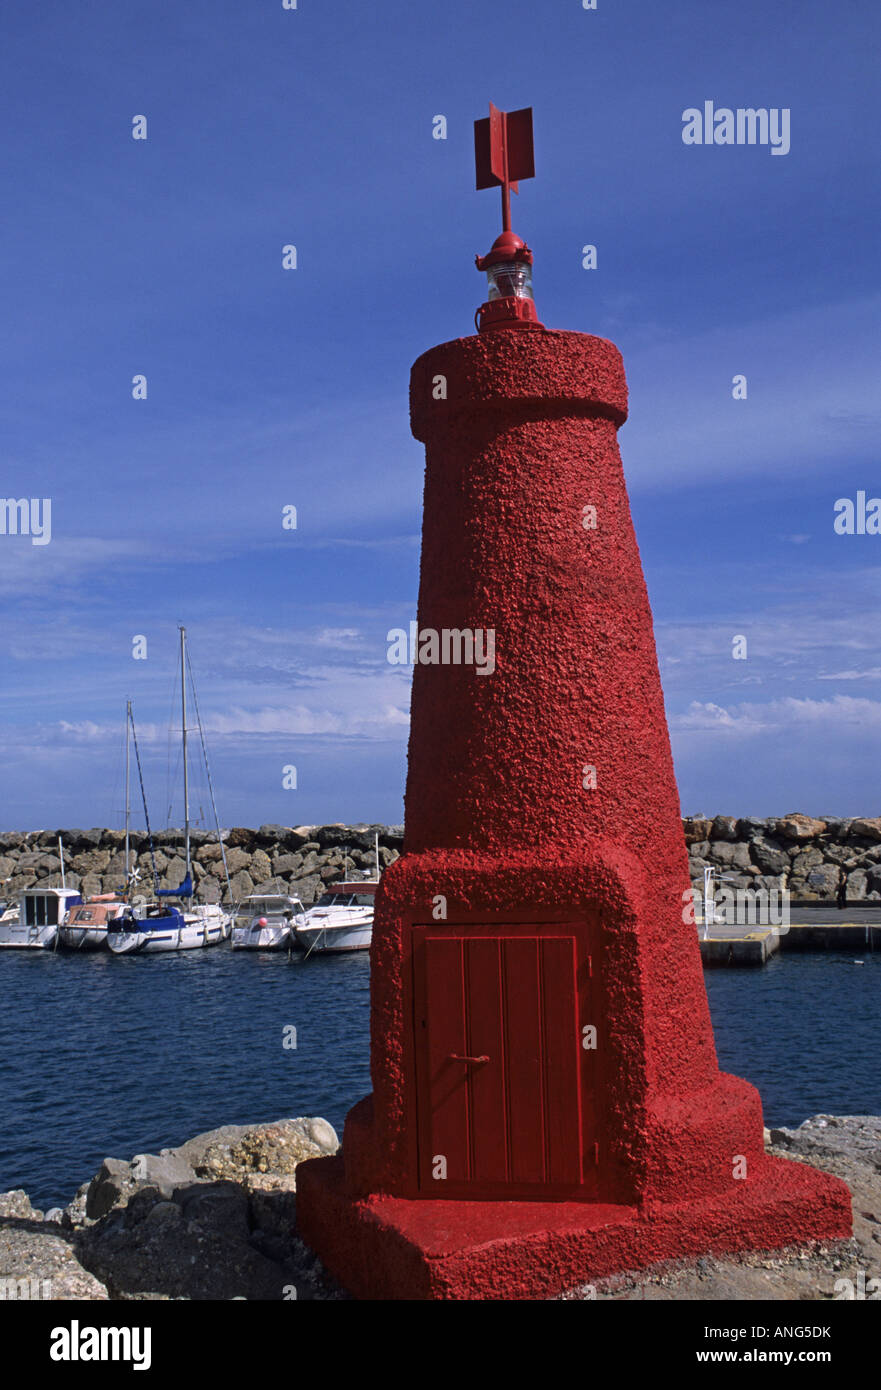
473;103;541;333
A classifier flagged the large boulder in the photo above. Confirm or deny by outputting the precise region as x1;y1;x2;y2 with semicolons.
199;875;223;903
86;1159;138;1219
710;815;738;841
183;1118;339;1180
73;1118;341;1300
291;874;323;905
735;817;767;840
256;824;289;846
162;856;188;887
153;829;184;848
797;863;839;897
849;817;881;843
682;818;712;846
227;870;255;901
776;813;827;841
750;837;790;875
316;824;371;850
249;850;273;884
224;847;252;875
791;847;824;873
272;852;303;876
72;849;111;874
226;827;256;850
847;869;868;901
708;840;753;871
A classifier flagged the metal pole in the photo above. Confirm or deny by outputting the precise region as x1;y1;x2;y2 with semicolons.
180;627;190;887
125;700;131;879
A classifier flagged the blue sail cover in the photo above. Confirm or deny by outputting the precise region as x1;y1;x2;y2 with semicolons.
156;875;193;899
120;906;186;933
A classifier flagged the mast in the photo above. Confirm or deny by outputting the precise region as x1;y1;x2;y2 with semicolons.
180;626;190;888
124;700;132;879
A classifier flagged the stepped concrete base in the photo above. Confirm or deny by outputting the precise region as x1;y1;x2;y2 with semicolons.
296;1154;852;1301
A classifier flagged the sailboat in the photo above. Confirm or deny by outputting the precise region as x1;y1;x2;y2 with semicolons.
59;705;136;950
107;628;232;954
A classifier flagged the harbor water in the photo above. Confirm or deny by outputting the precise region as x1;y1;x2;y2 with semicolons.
1;947;877;1209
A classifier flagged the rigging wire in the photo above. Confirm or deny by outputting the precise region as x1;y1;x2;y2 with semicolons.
184;643;232;901
130;707;159;894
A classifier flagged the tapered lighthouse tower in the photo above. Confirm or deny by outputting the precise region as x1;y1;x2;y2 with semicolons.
296;105;851;1299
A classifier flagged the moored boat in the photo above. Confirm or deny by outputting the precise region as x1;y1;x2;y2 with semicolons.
107;628;232;955
0;887;83;950
294;879;376;955
58;893;128;950
231;893;306;951
107;895;228;954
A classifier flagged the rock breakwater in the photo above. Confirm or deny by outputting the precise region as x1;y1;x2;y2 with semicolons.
0;823;403;907
1;814;879;906
683;813;881;903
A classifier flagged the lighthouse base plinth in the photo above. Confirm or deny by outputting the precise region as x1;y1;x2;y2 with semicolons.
296;1154;851;1301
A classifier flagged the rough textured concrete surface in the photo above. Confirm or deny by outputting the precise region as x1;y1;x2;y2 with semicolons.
296;326;851;1299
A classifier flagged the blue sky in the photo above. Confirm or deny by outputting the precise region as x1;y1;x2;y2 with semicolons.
1;0;879;831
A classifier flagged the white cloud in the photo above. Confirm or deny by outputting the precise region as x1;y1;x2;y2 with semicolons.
673;694;881;737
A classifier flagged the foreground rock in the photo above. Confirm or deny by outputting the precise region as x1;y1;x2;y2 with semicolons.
0;1189;109;1300
2;1115;877;1299
564;1116;881;1301
0;1118;343;1301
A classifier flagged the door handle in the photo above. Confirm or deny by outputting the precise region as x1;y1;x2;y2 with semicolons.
447;1053;490;1064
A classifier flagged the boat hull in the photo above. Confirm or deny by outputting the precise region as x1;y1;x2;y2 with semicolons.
0;923;57;950
294;922;373;953
107;907;230;954
231;925;291;951
57;927;110;951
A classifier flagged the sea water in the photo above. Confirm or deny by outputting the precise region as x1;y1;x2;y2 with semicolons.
0;947;877;1209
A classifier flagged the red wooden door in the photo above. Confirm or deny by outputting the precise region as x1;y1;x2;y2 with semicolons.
413;929;591;1195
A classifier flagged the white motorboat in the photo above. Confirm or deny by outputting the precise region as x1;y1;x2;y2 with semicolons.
231;893;306;951
0;900;19;930
0;887;83;950
294;879;376;955
59;894;127;950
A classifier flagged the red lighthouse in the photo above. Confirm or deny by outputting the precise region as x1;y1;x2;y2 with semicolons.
296;106;852;1299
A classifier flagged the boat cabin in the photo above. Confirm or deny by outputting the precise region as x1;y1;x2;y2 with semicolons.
21;887;82;926
65;899;125;929
313;881;377;910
